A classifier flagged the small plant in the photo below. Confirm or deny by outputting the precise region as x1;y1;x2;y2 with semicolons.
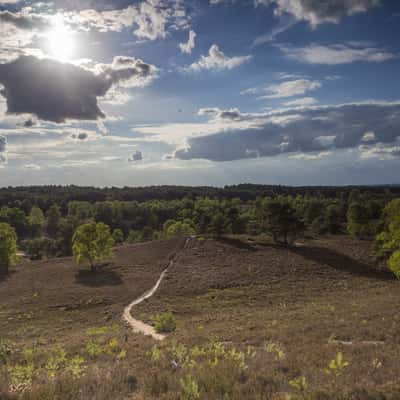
67;355;86;379
289;376;308;393
154;312;177;333
45;348;67;379
86;340;104;358
325;352;349;376
86;326;110;336
180;375;200;400
7;363;35;392
0;339;13;364
265;342;285;360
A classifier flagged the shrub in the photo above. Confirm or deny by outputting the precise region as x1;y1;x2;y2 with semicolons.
154;312;176;333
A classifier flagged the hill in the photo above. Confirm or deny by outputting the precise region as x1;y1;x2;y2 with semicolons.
1;236;399;399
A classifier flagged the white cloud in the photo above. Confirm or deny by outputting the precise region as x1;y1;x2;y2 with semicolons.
179;30;196;54
64;0;190;41
281;43;396;65
359;142;400;159
361;131;376;142
289;151;333;160
188;44;252;71
284;97;318;106
256;0;380;26
24;163;41;170
252;79;321;99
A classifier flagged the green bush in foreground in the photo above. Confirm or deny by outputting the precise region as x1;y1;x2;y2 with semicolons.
154;312;176;333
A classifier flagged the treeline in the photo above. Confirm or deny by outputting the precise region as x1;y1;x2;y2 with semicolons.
0;184;399;210
0;186;394;260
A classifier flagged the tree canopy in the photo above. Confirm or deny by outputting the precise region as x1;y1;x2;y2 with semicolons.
0;223;18;275
72;222;114;271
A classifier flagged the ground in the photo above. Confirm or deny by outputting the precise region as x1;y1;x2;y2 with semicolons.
1;235;400;399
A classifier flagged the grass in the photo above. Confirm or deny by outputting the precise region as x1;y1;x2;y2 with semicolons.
1;235;400;398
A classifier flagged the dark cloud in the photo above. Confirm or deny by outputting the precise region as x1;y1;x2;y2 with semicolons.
23;118;36;127
128;150;143;162
71;132;88;140
0;10;49;30
0;135;7;163
175;103;400;161
198;107;243;121
0;55;156;123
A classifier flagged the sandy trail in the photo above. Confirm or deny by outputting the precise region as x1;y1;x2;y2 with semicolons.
122;237;191;340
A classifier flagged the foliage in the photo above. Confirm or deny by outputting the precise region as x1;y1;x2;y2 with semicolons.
262;198;304;245
112;228;124;244
375;199;400;277
0;340;13;365
67;356;86;379
153;312;177;333
26;238;58;260
0;223;18;275
46;204;61;236
28;206;45;237
45;349;67;379
164;220;195;238
180;375;200;400
324;352;349;376
7;363;35;392
72;222;114;271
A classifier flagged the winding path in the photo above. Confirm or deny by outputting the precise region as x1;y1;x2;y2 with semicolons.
122;237;191;340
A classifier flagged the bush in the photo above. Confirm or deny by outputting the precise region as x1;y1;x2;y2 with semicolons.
153;312;176;333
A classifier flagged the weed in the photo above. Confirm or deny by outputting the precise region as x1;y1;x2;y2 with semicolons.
154;312;176;333
67;356;86;379
324;352;349;376
45;348;67;379
7;363;34;393
180;375;200;400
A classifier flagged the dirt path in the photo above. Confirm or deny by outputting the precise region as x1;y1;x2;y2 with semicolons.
122;237;191;340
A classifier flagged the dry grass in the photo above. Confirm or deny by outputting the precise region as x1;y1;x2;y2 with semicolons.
1;235;400;399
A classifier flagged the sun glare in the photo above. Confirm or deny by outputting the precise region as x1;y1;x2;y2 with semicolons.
48;19;76;61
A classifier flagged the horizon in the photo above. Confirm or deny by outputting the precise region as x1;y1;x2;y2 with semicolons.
1;0;400;186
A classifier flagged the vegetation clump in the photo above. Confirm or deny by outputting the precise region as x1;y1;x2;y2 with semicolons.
153;312;177;333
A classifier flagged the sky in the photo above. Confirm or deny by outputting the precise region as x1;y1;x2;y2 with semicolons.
0;0;400;187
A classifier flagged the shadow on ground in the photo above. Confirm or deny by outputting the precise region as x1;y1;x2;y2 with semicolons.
289;245;394;281
75;268;123;287
215;236;257;251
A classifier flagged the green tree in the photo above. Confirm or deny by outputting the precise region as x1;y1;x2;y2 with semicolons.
47;204;61;236
112;228;124;244
263;198;304;245
324;204;342;234
376;199;400;278
0;223;18;275
29;206;45;237
72;222;114;272
164;220;195;238
347;202;378;239
0;207;29;238
209;212;226;237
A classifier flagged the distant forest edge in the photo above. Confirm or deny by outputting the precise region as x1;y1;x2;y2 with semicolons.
1;184;400;205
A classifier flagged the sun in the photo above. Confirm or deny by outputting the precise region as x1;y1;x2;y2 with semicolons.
47;19;76;61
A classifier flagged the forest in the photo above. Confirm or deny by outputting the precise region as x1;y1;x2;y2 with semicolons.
0;184;399;277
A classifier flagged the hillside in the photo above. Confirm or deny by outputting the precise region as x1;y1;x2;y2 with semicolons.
1;236;400;399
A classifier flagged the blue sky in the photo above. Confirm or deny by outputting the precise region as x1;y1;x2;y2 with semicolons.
0;0;399;186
